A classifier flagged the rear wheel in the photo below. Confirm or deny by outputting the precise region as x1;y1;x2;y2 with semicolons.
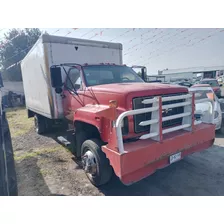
34;114;46;134
81;139;112;186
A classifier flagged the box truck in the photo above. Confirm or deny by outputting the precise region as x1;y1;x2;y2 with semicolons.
21;34;215;186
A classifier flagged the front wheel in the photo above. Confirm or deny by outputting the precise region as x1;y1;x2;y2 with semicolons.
81;139;112;186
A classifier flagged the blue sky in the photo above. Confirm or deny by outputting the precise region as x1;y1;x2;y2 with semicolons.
1;28;224;74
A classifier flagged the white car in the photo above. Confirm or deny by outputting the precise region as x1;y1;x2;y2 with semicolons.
189;85;223;132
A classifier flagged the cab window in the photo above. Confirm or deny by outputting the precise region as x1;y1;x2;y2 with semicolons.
65;68;82;90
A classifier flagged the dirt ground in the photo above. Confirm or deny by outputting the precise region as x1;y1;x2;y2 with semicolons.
7;107;224;196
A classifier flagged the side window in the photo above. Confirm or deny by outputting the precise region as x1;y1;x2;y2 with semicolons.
66;68;82;90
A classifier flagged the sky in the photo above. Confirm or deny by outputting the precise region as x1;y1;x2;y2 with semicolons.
1;28;224;75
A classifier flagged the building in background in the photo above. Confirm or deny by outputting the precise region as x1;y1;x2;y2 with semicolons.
158;66;224;82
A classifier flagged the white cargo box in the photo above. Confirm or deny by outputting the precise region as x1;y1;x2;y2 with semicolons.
21;34;123;119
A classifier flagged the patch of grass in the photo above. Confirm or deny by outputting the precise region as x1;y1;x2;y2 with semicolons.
14;146;62;161
6;107;34;138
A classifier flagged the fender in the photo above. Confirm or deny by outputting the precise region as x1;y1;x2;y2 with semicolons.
74;104;117;141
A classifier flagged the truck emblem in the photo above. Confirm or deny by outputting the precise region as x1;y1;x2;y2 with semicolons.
162;108;172;115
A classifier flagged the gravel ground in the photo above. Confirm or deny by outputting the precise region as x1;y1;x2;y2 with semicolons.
8;108;224;196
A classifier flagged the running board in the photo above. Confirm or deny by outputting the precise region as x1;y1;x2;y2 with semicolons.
57;136;71;147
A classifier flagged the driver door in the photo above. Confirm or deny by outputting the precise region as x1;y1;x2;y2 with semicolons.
63;67;84;121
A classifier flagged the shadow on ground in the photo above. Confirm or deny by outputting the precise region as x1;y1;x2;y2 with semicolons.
15;156;66;196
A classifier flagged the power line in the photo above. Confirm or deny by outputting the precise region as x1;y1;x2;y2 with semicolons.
126;28;213;65
123;28;165;56
126;29;194;65
123;28;158;53
80;28;96;38
109;28;134;42
89;28;109;40
136;28;224;67
124;28;187;58
64;28;79;37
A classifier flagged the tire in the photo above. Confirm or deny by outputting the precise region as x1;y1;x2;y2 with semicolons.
34;114;46;134
217;125;224;134
81;139;112;186
73;131;87;159
0;113;18;196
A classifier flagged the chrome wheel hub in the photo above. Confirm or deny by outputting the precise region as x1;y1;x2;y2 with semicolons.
82;151;97;176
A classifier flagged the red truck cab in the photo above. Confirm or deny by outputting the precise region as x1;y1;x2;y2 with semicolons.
49;64;215;186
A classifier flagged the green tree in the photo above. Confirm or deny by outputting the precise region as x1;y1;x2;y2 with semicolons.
0;28;41;81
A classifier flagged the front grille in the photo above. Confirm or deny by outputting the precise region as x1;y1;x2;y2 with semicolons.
132;93;187;133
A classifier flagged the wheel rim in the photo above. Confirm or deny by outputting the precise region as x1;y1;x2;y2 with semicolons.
34;117;38;132
82;150;97;178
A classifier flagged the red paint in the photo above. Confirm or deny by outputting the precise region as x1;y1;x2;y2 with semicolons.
102;123;215;185
61;64;216;185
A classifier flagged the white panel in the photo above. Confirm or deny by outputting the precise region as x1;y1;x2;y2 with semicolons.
49;43;122;70
21;40;53;118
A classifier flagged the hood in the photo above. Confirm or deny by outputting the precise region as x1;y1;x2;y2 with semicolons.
88;82;188;96
85;83;188;110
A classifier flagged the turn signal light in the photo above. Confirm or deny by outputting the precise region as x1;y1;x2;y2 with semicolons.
206;92;214;101
109;100;118;108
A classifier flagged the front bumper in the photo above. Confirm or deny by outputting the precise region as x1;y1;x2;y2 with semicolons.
102;123;215;185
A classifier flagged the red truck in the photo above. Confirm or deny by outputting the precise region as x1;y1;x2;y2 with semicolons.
21;34;215;186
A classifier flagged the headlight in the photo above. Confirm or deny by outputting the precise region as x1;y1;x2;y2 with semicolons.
122;117;129;135
214;111;219;119
112;117;129;135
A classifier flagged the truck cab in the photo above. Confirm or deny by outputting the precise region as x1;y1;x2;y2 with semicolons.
50;63;216;186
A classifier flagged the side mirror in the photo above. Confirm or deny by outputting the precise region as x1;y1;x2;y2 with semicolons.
131;66;147;81
55;87;63;94
141;67;147;81
50;67;63;88
220;84;223;87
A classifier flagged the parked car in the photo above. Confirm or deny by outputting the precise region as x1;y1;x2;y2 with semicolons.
189;85;223;133
199;78;222;98
217;76;224;85
176;81;193;88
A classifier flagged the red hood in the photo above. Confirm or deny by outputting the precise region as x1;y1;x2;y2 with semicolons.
85;83;188;110
89;83;188;96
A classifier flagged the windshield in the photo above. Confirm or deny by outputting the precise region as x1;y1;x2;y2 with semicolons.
199;80;219;87
82;65;144;86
